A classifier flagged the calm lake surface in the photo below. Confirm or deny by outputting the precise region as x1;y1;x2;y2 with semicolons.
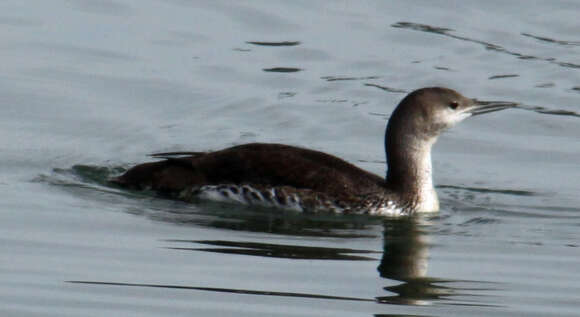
1;1;579;316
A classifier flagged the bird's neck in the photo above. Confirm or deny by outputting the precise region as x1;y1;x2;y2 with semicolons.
385;136;439;212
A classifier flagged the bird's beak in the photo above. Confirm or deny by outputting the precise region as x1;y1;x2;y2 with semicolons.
467;99;517;116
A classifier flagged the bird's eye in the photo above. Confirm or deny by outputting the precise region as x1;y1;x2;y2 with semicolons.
449;101;459;110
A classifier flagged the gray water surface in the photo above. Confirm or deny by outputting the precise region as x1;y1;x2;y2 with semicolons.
1;1;579;316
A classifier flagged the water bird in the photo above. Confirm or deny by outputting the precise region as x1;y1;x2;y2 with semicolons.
111;87;511;215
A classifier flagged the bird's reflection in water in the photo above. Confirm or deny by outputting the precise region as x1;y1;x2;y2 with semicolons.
379;217;429;279
154;202;381;238
377;217;496;306
156;205;495;306
377;216;440;305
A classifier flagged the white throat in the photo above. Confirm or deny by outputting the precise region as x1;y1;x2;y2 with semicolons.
413;148;439;212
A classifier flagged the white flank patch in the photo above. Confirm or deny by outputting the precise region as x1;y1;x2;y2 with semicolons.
192;185;413;216
196;185;304;212
370;200;406;216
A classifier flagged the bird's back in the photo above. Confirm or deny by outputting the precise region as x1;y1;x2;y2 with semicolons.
113;143;387;200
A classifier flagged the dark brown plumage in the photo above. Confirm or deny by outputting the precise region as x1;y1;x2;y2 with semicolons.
112;143;387;198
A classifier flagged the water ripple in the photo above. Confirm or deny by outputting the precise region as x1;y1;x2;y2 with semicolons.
438;185;537;197
246;41;300;46
363;83;407;94
521;33;580;47
262;67;302;73
164;239;379;260
392;21;580;70
488;74;519;80
322;75;381;82
67;281;373;302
